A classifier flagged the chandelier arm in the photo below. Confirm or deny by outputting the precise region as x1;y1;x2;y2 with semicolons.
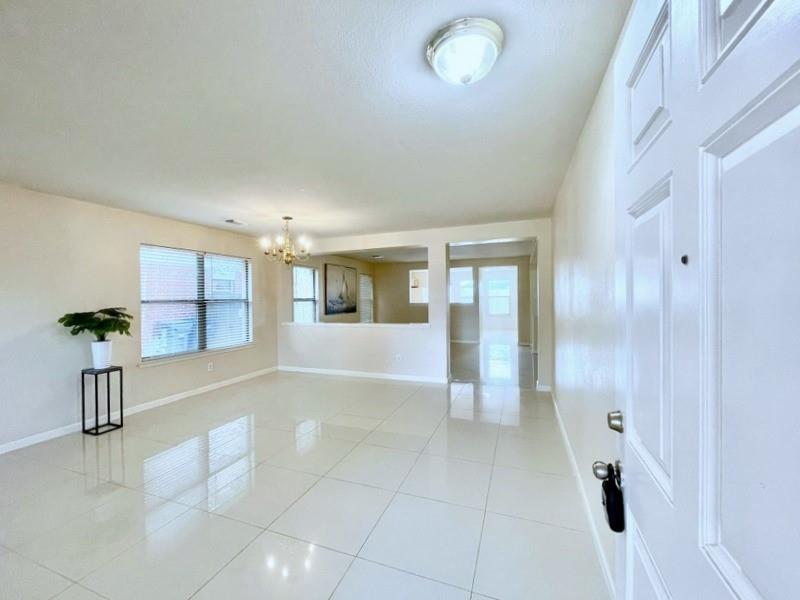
262;216;311;266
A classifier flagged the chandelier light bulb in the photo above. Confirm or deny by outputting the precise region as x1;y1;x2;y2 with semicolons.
262;216;311;266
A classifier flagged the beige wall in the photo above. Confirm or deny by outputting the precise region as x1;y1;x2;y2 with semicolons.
373;261;428;324
0;183;278;449
285;254;374;324
448;256;532;345
552;61;618;580
281;256;430;324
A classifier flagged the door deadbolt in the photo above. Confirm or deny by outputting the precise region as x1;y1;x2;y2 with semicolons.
607;410;624;433
592;461;610;480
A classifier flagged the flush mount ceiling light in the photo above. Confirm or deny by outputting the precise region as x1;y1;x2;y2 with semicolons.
426;17;504;86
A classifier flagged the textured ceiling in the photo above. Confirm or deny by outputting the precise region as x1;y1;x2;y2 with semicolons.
0;1;630;238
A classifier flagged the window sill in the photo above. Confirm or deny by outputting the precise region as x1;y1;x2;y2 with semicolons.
281;322;430;329
137;343;254;368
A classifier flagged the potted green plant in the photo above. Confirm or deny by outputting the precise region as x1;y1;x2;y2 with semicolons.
58;307;133;369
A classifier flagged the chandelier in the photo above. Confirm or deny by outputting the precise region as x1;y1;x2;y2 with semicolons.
260;216;311;266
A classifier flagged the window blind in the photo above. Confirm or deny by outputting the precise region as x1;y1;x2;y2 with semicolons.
140;245;252;360
359;274;374;323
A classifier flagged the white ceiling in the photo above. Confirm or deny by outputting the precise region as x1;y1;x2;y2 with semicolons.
337;239;534;263
0;1;629;238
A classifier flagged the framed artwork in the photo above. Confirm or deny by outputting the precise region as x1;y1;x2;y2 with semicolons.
325;263;357;315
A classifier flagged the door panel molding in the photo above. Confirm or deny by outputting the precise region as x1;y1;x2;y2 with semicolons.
627;1;672;167
700;0;775;82
626;513;672;600
699;64;800;600
627;174;674;504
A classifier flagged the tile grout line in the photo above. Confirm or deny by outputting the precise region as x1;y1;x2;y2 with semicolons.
326;383;446;600
326;384;455;600
188;381;426;600
186;420;367;599
208;527;476;597
348;554;475;595
11;377;552;599
184;519;264;600
71;496;196;585
11;482;196;592
147;383;426;509
3;545;83;589
468;396;503;596
79;383;411;599
47;583;113;600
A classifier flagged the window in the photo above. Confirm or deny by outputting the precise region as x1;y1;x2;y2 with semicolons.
487;278;511;315
140;245;252;361
409;269;429;304
293;266;318;323
359;274;374;323
449;267;474;304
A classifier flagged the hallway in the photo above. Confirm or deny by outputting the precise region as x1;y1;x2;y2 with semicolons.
0;372;603;600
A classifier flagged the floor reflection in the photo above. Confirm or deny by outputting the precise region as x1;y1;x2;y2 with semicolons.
3;371;601;600
450;334;535;388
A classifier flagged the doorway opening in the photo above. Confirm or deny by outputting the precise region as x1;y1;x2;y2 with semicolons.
447;240;536;387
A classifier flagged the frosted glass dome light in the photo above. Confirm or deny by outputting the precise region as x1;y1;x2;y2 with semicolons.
426;18;504;86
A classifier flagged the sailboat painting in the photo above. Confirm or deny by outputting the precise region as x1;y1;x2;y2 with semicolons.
325;263;357;315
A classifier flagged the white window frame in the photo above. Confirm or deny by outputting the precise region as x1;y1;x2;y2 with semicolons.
449;266;475;304
292;265;319;323
140;244;253;362
486;279;512;316
409;269;429;304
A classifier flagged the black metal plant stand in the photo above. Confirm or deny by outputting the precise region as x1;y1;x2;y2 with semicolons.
81;366;123;435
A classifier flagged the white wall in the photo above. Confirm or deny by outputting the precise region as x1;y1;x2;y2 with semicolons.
551;62;619;582
278;219;553;387
0;183;278;450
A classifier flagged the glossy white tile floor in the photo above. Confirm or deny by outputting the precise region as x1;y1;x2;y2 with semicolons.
450;336;536;388
0;372;607;600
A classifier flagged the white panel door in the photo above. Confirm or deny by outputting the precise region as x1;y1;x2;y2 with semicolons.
614;1;800;598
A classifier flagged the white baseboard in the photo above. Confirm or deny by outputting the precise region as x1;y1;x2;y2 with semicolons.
122;366;278;418
278;365;448;385
0;422;84;456
550;389;615;599
0;366;278;456
450;339;479;344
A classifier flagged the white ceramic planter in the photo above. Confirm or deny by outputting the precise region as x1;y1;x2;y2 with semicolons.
91;340;112;369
